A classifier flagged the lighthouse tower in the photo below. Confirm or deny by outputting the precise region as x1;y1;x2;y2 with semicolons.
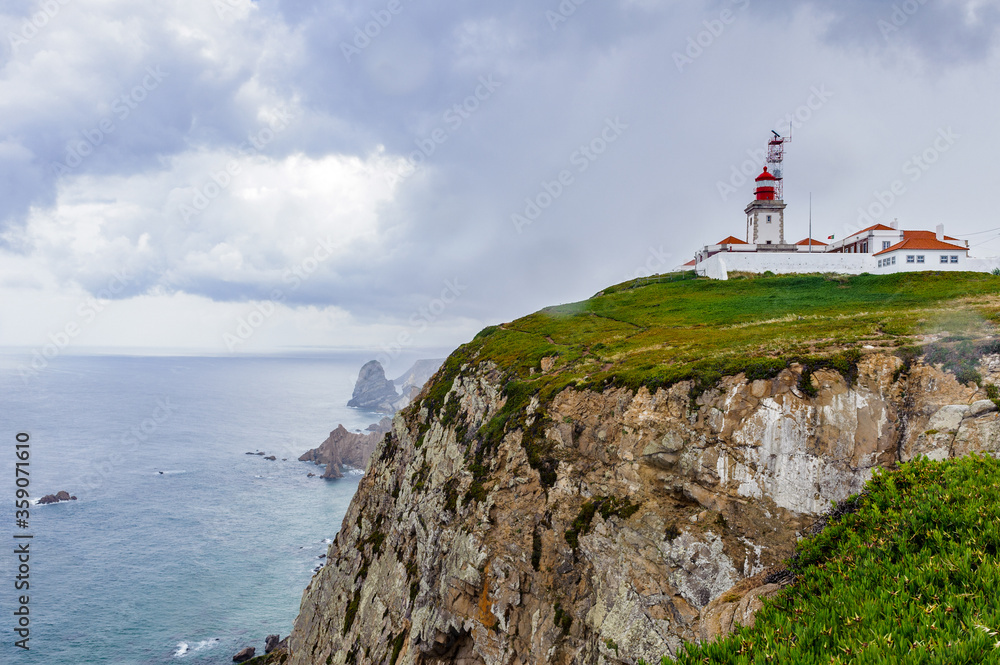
745;166;787;246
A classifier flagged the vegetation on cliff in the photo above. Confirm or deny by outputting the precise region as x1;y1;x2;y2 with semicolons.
658;454;1000;664
422;272;1000;413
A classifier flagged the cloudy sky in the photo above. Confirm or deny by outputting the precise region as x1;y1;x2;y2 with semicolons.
1;0;998;362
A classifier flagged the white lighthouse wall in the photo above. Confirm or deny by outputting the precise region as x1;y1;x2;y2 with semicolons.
751;209;783;245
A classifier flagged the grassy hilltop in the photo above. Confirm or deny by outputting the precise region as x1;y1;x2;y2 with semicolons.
425;271;1000;414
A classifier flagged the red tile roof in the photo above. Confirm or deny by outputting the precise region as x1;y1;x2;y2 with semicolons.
795;238;828;246
846;223;896;239
873;237;969;256
903;230;960;242
717;236;748;245
682;259;697;267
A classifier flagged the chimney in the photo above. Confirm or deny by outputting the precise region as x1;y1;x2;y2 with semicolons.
935;224;944;242
890;218;899;230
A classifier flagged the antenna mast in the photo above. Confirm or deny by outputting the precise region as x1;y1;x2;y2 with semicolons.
766;126;791;200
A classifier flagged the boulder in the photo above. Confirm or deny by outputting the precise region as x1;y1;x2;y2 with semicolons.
264;455;276;461
265;634;280;654
970;399;999;417
233;646;255;662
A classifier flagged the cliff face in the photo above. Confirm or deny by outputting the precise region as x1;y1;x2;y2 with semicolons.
288;353;1000;665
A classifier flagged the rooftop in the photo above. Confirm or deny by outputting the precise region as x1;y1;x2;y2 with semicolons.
716;235;748;245
873;237;969;256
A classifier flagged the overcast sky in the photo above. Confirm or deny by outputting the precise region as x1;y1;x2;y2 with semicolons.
1;0;998;364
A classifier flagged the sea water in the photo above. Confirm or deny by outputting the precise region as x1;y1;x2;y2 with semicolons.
0;351;433;664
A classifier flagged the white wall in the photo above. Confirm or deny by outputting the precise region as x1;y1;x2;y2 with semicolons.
694;251;1000;280
696;252;874;278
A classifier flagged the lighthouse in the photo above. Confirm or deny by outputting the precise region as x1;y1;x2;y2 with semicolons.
744;166;787;246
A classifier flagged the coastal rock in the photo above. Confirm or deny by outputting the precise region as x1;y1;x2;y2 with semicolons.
348;360;403;413
233;646;255;662
299;418;393;478
265;634;280;653
288;354;1000;665
393;359;445;394
38;491;76;504
347;359;445;414
264;455;277;461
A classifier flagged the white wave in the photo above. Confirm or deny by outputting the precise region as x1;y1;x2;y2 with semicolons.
322;538;333;544
174;638;219;657
191;639;219;653
347;468;364;476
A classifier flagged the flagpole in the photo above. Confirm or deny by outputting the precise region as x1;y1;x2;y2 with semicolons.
809;192;813;253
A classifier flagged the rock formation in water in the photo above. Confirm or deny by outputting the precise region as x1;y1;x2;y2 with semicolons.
347;359;445;414
300;418;393;478
38;491;77;504
348;360;403;412
287;352;1000;665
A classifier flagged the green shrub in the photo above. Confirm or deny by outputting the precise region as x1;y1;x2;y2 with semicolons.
342;588;362;636
667;456;1000;664
565;496;640;550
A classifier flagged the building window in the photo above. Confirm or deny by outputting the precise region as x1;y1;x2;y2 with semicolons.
941;255;949;264
883;241;891;250
951;255;959;263
766;215;772;223
907;255;915;263
917;255;925;263
878;259;883;268
892;256;896;265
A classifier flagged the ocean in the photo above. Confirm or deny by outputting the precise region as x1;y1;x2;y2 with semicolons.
0;351;435;664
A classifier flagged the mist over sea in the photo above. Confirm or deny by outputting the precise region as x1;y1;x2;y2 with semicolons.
0;351;436;664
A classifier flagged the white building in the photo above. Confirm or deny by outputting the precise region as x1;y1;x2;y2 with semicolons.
686;161;997;279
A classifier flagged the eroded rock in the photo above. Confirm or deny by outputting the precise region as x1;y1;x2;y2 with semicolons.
288;353;1000;665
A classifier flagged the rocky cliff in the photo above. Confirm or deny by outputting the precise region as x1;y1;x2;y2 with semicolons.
287;350;1000;665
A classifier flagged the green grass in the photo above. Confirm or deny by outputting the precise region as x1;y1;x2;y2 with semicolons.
417;272;1000;422
654;455;1000;665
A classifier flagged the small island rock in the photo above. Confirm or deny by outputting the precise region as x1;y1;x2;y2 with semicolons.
38;491;77;504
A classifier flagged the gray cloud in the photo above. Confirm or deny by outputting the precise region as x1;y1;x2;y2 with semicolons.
740;0;1000;63
2;0;999;351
